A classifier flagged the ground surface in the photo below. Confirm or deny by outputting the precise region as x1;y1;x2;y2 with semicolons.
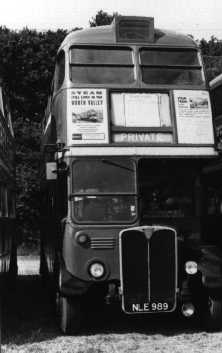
1;257;222;352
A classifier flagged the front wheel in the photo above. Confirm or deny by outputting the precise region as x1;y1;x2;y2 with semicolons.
8;242;17;286
57;294;83;334
203;297;222;331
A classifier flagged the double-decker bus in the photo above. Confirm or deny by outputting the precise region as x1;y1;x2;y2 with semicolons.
41;16;222;333
0;81;16;287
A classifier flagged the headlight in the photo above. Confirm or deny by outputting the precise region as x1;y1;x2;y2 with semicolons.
185;261;198;275
89;262;105;279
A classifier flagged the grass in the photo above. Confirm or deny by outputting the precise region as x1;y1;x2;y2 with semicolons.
2;258;222;352
3;331;222;353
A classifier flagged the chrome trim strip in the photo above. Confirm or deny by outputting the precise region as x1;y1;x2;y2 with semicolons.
64;146;217;157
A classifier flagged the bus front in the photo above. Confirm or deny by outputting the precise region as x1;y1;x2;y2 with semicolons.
42;16;222;333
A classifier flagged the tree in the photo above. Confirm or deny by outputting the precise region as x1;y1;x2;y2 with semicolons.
89;10;117;27
199;36;222;82
200;36;222;56
0;26;68;241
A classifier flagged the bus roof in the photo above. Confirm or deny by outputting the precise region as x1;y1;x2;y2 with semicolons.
59;20;197;51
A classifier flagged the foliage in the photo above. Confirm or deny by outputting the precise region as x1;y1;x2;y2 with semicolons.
89;10;117;27
0;26;67;240
200;36;222;81
200;36;222;56
203;56;222;82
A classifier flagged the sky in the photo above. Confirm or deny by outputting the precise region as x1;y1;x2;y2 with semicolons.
1;0;222;40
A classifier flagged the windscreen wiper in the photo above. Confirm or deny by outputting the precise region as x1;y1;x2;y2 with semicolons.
101;159;134;172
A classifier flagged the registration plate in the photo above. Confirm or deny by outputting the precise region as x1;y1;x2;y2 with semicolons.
132;302;169;313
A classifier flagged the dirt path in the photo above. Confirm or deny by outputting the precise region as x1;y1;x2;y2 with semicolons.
2;257;222;352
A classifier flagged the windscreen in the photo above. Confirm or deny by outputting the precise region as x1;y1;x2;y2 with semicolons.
72;159;137;223
70;46;134;84
72;159;136;193
140;49;204;85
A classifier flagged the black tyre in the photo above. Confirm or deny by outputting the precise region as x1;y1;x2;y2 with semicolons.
40;242;48;278
203;297;222;331
8;242;17;285
58;294;83;334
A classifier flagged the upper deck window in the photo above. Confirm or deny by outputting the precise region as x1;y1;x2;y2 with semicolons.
70;46;134;84
140;49;204;85
54;50;65;91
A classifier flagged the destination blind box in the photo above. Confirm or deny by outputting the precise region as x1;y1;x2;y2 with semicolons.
114;16;154;43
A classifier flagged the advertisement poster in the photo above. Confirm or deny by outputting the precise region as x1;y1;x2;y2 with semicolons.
67;89;109;145
174;90;214;144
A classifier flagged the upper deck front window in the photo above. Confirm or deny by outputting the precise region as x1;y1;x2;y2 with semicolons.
70;46;134;84
140;49;204;85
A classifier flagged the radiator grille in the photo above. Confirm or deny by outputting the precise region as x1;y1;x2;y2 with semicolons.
120;226;177;314
90;236;116;249
149;229;176;302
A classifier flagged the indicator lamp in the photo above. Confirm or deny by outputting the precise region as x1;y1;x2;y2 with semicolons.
75;232;89;245
181;303;195;317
